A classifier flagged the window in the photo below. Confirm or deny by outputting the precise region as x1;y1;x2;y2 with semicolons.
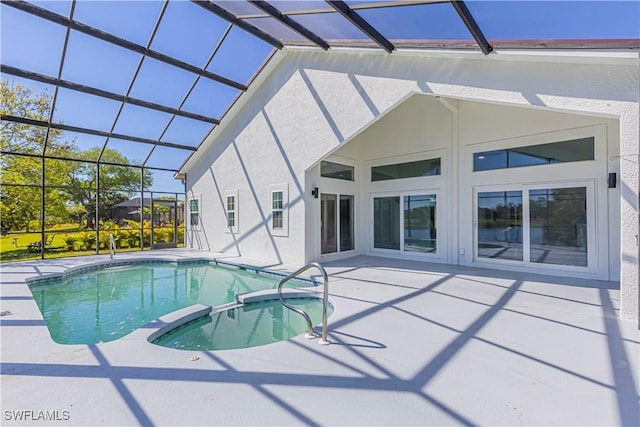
189;198;199;227
477;191;523;261
371;158;440;182
373;193;437;254
476;186;589;268
473;137;594;172
227;196;235;227
321;193;354;255
321;160;354;181
269;184;288;236
272;191;283;229
225;190;238;233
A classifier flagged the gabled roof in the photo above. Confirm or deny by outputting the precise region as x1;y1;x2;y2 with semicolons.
2;1;638;184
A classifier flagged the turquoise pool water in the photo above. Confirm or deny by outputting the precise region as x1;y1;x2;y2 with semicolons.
153;298;332;351
29;262;309;345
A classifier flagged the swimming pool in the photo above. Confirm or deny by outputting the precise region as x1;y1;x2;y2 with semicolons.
28;260;318;345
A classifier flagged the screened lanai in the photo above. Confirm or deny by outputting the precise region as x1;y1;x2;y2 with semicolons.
1;0;638;262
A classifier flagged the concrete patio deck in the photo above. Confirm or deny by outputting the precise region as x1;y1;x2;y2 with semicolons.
1;250;638;426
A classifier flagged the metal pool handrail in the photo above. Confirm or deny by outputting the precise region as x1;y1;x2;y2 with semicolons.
109;234;116;259
277;262;330;345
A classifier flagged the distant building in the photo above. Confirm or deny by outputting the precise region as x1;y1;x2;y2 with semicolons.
111;198;184;226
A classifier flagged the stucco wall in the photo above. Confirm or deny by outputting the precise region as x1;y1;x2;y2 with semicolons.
184;48;639;322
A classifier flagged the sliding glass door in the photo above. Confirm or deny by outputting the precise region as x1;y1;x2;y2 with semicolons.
373;193;438;255
476;183;592;269
321;193;354;255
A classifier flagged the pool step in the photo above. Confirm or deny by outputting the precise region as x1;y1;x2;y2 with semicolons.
236;288;318;305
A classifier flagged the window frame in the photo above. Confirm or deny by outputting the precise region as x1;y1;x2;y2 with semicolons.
225;189;238;234
269;183;288;237
472;180;596;274
472;137;595;172
320;160;355;181
188;195;200;230
370;190;441;258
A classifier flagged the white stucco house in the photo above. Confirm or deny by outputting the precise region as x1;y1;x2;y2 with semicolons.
178;47;639;326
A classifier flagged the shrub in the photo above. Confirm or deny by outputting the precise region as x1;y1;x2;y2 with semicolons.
62;234;77;251
80;232;96;250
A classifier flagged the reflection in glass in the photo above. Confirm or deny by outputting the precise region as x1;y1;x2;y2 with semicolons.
473;137;594;172
529;187;587;266
340;195;354;252
321;194;337;254
372;158;440;181
477;191;523;261
321;161;354;181
404;194;436;253
374;196;400;250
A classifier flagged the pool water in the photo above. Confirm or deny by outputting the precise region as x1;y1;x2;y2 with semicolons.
29;262;307;345
153;298;332;351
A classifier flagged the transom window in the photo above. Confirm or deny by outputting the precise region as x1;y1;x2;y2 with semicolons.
371;158;441;182
473;137;594;172
321;161;354;181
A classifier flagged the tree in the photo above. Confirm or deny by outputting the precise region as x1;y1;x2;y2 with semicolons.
1;79;153;233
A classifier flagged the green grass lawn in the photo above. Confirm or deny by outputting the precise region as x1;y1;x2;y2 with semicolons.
1;225;184;263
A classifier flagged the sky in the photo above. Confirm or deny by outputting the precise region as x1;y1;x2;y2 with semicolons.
1;0;639;193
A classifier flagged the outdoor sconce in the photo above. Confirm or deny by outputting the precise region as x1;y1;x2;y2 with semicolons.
311;187;319;198
608;173;617;188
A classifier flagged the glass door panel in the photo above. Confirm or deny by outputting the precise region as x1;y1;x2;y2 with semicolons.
404;194;437;253
321;194;337;254
374;196;400;250
339;195;354;251
529;187;587;266
477;191;523;261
